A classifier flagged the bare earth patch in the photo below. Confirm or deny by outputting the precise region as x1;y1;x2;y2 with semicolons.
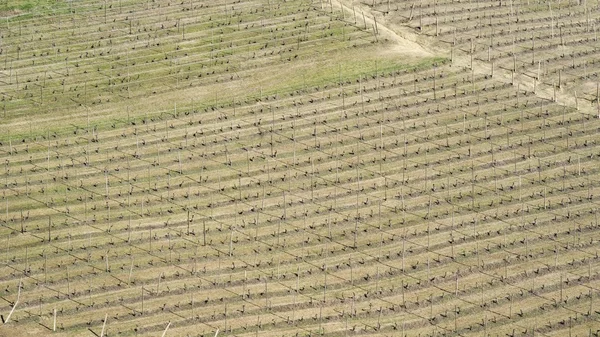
331;0;433;58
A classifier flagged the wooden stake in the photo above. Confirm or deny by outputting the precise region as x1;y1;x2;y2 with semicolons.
561;274;564;302
161;321;171;337
128;256;134;285
141;284;145;314
100;313;107;337
4;279;21;324
362;11;366;30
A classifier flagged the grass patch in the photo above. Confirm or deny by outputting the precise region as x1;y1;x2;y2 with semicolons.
256;51;448;99
0;47;446;143
0;0;69;19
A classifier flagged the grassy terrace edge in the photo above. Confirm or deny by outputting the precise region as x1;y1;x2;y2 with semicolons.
0;55;449;143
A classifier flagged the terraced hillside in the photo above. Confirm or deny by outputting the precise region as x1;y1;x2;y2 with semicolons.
0;0;599;336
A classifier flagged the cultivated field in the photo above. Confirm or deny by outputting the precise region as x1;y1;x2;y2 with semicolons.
0;0;599;336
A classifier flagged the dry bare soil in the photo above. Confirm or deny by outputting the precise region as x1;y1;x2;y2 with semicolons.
0;0;599;336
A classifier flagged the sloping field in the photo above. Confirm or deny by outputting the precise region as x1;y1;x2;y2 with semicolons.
0;0;599;336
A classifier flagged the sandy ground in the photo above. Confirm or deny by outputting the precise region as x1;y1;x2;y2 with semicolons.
330;0;433;58
0;325;49;337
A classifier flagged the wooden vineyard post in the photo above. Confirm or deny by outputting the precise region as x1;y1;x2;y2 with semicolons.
264;278;269;309
191;293;195;319
513;51;517;74
559;69;562;88
362;10;366;30
532;32;535;65
292;270;298;323
433;66;437;100
161;321;171;337
3;279;21;324
470;51;474;72
590;288;593;316
597;82;600;118
323;264;327;303
128;256;134;285
53;308;57;332
419;0;423;31
229;230;233;257
100;313;107;337
350;260;354;286
454;305;457;332
455;273;459;297
44;251;48;284
453;27;456;46
354;218;358;250
560;273;565;304
509;294;513;319
401;280;405;307
402;234;405;272
156;272;162;296
372;23;378;42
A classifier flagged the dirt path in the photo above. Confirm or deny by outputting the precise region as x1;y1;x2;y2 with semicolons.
334;0;597;118
329;0;432;58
